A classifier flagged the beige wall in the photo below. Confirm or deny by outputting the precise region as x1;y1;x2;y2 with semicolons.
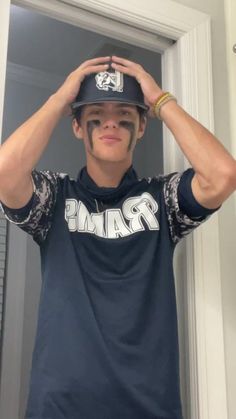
175;1;236;418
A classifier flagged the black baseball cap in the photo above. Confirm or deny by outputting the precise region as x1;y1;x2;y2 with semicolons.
71;69;149;114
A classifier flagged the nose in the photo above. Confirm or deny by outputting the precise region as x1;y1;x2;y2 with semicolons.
102;117;119;129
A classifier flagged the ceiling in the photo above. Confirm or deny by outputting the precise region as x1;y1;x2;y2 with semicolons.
7;5;162;82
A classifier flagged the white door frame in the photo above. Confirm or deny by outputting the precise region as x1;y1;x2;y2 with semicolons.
224;0;236;214
0;1;227;418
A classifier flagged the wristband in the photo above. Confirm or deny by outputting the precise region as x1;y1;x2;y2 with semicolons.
153;92;177;120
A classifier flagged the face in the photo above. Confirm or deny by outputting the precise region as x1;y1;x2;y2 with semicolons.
72;102;146;164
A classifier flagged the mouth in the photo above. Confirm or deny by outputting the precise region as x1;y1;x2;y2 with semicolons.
99;135;122;144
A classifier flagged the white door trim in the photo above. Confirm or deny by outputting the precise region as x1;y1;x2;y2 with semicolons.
162;20;227;418
224;0;236;214
0;1;227;418
0;0;11;138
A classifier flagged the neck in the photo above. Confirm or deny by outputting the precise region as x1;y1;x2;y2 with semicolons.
86;159;132;187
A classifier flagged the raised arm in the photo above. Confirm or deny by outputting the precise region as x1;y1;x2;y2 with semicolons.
111;55;236;209
158;101;236;209
0;57;110;209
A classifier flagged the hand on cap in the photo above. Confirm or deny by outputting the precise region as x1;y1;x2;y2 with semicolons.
53;57;110;116
111;56;163;117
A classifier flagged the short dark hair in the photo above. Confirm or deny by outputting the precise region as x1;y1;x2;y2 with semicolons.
73;107;83;124
136;106;148;121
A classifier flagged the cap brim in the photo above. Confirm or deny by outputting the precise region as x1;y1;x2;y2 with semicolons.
71;98;149;112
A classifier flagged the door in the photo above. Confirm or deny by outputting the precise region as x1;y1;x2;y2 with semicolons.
0;1;226;419
3;9;165;416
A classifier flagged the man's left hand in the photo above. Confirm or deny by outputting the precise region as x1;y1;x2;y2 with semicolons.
111;56;163;117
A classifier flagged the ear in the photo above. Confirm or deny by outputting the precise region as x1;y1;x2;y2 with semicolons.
72;118;84;140
137;115;147;139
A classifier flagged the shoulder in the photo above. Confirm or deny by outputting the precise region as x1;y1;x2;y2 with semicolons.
31;170;75;191
137;172;179;189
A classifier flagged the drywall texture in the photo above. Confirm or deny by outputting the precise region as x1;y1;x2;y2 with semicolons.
175;1;236;418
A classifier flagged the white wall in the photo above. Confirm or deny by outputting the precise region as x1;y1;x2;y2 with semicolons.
175;1;236;418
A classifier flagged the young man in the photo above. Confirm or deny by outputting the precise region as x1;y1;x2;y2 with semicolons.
0;56;235;419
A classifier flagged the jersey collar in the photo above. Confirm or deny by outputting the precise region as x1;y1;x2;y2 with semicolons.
77;165;139;200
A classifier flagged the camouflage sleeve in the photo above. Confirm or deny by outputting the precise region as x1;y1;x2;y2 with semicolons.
163;172;210;244
0;170;63;245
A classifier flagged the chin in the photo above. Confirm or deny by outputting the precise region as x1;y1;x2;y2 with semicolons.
89;149;132;163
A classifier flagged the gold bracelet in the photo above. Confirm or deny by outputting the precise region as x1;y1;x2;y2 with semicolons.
153;92;177;120
153;92;170;113
156;96;177;120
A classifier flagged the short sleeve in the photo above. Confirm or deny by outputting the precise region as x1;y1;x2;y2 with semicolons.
163;171;216;244
0;170;63;245
177;168;220;218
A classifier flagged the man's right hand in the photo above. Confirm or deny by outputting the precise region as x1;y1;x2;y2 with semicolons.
52;56;111;116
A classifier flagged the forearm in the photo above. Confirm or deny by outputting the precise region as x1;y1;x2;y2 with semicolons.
160;99;236;205
0;94;65;177
0;94;65;208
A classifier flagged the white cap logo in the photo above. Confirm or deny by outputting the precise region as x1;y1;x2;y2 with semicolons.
95;70;124;92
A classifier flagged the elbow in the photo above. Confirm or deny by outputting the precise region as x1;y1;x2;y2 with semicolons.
196;162;236;207
223;161;236;191
212;162;236;202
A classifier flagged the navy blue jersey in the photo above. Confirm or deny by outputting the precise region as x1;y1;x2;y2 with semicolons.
1;166;216;419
